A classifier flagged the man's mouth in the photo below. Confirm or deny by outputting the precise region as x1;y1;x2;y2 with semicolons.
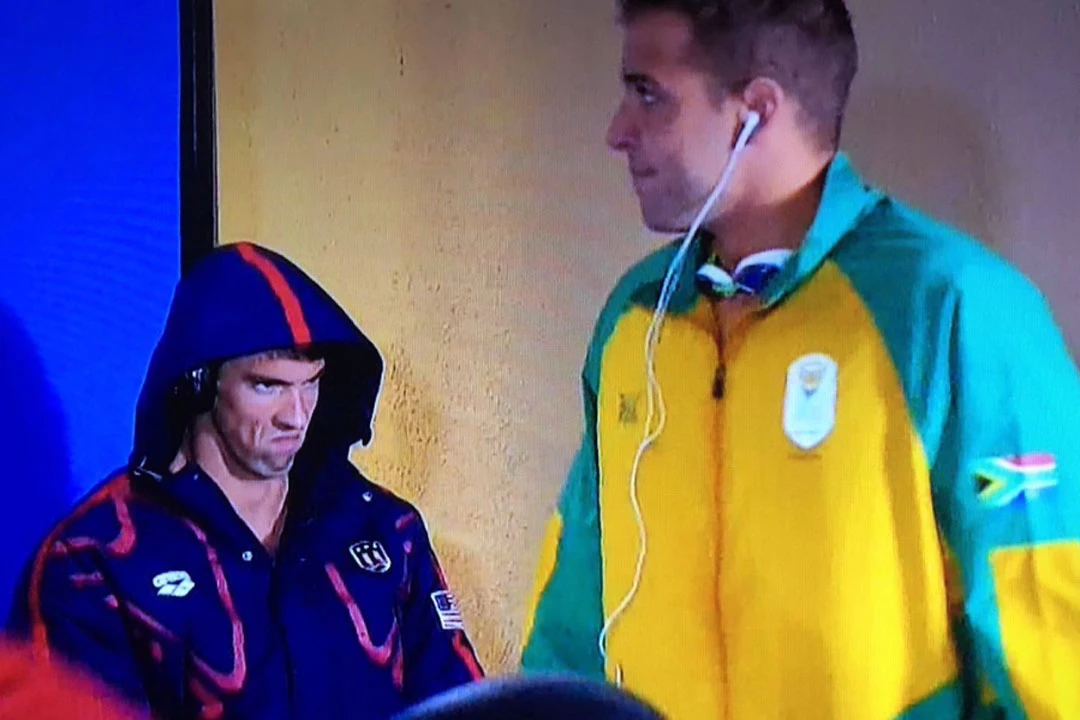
270;435;303;450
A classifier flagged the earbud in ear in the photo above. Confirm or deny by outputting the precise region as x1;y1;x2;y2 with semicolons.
732;110;763;152
742;110;762;141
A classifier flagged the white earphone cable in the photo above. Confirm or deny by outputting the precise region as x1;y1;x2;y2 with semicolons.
598;112;762;670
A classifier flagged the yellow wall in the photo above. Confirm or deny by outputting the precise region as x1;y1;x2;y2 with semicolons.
215;0;1080;672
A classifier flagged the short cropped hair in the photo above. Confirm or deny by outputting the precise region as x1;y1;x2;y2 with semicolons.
255;347;324;363
618;0;858;148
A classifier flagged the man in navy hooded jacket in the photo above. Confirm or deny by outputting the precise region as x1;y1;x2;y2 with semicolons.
8;242;484;719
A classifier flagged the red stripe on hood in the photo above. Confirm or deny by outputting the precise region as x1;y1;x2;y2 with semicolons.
235;243;313;346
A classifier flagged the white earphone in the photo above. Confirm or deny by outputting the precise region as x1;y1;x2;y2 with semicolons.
597;110;763;676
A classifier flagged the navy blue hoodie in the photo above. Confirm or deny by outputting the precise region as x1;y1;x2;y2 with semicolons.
8;243;483;719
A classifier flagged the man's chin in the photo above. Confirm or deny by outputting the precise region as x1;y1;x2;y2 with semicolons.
639;205;690;235
247;456;296;480
642;215;689;235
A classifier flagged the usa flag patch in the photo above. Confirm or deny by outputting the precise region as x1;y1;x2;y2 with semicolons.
431;590;465;631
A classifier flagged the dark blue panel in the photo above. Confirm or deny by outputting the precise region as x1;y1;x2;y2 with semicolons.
0;2;180;619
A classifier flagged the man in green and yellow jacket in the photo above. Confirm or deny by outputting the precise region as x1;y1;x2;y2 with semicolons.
521;1;1080;718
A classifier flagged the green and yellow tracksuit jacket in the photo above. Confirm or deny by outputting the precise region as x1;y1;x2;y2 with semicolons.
521;153;1080;719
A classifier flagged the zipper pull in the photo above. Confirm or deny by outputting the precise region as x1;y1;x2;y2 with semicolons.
713;364;726;399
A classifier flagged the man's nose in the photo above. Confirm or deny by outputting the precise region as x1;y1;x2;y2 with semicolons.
276;387;311;429
606;104;636;153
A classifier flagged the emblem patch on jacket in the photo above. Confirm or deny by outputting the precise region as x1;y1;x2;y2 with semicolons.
350;540;392;573
783;353;838;450
153;570;195;598
974;453;1059;508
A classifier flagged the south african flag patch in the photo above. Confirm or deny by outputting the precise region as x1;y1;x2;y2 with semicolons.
974;453;1059;508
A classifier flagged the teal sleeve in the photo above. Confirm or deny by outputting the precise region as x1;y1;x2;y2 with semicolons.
520;378;605;679
931;266;1080;717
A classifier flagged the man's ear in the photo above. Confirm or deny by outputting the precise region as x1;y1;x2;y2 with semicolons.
738;77;784;132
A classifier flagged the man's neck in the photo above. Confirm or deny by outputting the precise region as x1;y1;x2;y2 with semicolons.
189;424;290;550
707;150;833;269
